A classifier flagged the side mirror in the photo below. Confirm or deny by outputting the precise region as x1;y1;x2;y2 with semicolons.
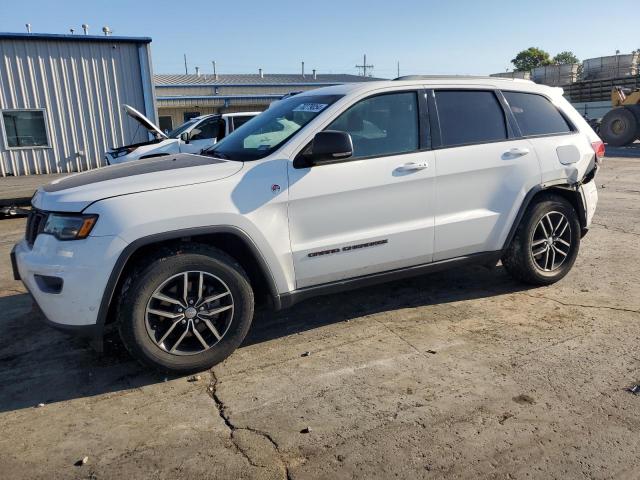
180;132;190;143
303;131;353;166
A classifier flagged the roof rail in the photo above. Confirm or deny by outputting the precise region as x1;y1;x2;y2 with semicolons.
393;74;531;82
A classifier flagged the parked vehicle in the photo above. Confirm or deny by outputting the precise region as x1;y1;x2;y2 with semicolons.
12;77;603;373
105;105;259;165
598;87;640;147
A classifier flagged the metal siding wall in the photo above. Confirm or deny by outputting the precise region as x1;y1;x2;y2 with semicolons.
0;38;149;176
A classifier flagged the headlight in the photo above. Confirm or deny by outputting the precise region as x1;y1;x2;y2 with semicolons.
43;214;98;240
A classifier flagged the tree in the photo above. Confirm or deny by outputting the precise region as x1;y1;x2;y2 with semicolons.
511;47;552;72
553;51;579;65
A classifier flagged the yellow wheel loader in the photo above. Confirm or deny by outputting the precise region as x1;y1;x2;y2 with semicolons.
599;86;640;146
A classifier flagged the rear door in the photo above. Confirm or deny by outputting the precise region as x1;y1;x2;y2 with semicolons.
501;91;593;184
287;90;436;288
431;89;541;261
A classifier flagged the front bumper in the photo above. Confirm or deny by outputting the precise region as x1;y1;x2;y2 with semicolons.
13;233;127;334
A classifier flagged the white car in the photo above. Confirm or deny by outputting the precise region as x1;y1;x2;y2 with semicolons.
13;76;604;373
105;105;260;165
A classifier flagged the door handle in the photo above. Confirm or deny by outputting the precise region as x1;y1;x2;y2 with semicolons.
506;147;530;157
396;161;428;172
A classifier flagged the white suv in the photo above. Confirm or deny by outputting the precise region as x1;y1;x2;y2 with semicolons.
12;77;603;373
105;105;259;165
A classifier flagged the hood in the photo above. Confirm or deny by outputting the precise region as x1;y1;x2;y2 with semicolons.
124;104;167;139
33;154;243;212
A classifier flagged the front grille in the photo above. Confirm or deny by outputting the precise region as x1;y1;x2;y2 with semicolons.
25;209;48;247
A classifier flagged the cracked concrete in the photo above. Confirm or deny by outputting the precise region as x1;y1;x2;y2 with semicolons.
1;155;639;479
208;370;290;479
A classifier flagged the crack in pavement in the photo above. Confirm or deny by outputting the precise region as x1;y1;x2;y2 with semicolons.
370;315;437;359
517;292;640;315
592;222;640;237
208;370;292;479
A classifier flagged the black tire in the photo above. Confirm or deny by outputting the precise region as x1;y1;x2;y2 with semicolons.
118;244;254;374
600;107;639;146
502;194;581;286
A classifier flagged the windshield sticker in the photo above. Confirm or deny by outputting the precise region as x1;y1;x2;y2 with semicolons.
292;103;329;113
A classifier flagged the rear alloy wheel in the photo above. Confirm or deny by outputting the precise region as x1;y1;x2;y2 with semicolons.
118;245;254;373
530;211;572;273
502;194;581;285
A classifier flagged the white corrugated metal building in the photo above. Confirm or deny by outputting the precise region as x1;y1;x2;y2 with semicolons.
0;32;156;177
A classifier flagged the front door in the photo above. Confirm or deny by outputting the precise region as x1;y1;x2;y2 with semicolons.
287;90;436;289
180;117;221;154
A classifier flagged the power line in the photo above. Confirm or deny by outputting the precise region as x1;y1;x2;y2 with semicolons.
355;54;374;77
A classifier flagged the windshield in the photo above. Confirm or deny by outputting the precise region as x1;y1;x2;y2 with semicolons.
167;119;199;138
205;94;343;161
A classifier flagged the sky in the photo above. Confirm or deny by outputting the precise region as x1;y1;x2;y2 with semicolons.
1;0;638;78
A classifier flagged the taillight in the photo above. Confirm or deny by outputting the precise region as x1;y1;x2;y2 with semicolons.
591;141;605;161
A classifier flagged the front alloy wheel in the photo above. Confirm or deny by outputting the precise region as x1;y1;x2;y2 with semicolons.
118;245;254;373
145;271;234;355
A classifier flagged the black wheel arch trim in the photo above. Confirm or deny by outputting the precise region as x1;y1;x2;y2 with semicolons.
503;182;589;250
95;225;282;347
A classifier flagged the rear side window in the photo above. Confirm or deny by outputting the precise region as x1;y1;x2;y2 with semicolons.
503;91;572;136
435;90;507;147
326;91;419;159
232;116;253;130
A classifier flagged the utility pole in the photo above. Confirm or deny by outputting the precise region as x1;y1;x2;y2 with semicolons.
355;54;374;77
184;54;188;75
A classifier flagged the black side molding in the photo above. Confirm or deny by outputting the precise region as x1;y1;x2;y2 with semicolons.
279;251;502;310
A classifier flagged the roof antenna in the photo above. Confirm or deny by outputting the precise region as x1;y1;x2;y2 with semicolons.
102;26;112;36
69;28;75;35
25;23;32;34
82;24;89;35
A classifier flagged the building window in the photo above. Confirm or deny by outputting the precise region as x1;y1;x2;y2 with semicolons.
159;116;173;134
2;109;50;148
184;111;201;122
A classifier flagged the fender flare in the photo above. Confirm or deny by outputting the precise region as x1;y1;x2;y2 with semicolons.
94;225;281;347
502;183;588;250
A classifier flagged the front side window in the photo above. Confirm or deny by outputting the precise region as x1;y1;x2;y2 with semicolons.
190;117;220;140
503;91;572;136
168;119;198;138
2;110;49;148
435;90;507;147
206;94;342;161
326;92;419;159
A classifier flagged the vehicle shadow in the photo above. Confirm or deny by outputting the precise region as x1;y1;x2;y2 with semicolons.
245;263;532;346
0;264;531;413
